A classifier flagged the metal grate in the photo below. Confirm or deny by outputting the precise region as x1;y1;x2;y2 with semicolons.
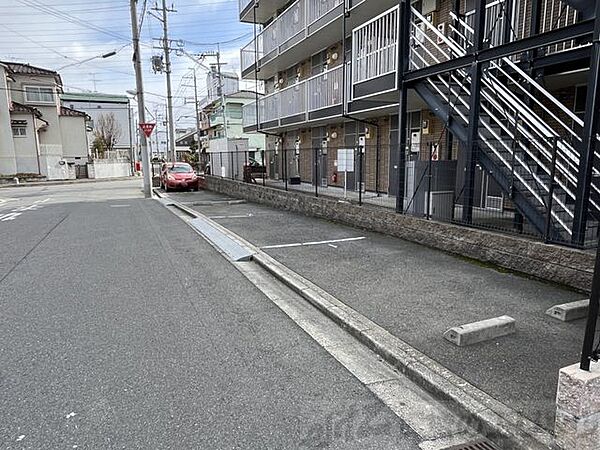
443;440;499;450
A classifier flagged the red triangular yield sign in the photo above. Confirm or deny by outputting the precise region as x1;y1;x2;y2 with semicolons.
139;123;156;138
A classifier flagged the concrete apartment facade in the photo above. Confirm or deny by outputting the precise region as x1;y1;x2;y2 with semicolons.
238;0;599;249
0;62;89;180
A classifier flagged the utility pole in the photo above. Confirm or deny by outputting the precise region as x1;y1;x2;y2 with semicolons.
193;68;201;152
129;0;152;198
216;46;228;141
151;0;176;162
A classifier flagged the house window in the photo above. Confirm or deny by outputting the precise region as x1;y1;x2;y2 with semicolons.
12;126;26;137
24;86;55;104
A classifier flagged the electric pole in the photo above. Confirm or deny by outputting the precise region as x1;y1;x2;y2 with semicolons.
193;69;201;151
151;0;176;162
129;0;152;198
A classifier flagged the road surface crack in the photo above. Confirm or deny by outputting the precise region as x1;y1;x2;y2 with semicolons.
0;214;69;286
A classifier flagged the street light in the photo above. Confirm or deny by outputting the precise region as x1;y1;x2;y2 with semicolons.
56;49;120;71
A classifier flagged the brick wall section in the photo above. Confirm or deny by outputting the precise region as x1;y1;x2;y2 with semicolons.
204;175;595;293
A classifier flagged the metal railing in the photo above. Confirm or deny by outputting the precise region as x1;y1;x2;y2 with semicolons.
307;0;343;24
308;65;343;111
242;65;343;128
240;0;343;73
408;4;598;243
352;6;399;85
242;102;257;128
280;82;306;118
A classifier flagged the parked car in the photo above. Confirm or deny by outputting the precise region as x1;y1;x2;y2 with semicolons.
161;163;199;192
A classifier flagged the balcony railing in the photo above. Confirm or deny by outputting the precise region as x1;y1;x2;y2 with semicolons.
242;65;343;129
448;0;580;57
352;6;399;85
241;0;344;73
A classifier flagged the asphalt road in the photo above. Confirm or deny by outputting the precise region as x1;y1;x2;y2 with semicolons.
0;180;421;449
168;189;587;431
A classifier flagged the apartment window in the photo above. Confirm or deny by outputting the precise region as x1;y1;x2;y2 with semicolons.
311;50;328;75
286;67;296;85
24;86;55;104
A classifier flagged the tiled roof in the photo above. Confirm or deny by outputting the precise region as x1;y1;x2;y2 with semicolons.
11;101;42;118
0;61;63;87
1;61;57;76
60;106;89;119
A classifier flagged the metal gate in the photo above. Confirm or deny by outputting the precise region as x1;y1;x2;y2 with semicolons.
75;164;88;179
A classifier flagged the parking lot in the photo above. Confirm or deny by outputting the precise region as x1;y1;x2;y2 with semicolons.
166;188;586;431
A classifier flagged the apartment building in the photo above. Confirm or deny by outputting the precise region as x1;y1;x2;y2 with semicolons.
238;0;599;249
0;62;90;180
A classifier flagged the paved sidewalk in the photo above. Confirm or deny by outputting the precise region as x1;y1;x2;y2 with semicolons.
0;176;136;189
170;189;587;432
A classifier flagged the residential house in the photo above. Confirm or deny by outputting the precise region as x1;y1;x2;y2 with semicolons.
0;62;89;180
61;92;133;161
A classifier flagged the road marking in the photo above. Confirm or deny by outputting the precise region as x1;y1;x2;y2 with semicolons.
12;204;42;212
0;212;22;221
262;236;366;250
110;204;131;208
209;213;254;219
328;244;338;248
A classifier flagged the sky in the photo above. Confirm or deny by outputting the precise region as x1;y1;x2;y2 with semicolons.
0;0;255;137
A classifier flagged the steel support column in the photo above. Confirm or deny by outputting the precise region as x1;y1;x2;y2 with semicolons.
462;0;487;223
572;2;600;247
396;0;410;213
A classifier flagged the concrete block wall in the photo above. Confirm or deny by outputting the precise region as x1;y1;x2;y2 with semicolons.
205;176;594;293
88;160;131;179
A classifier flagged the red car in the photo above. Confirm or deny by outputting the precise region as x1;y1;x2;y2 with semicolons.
161;163;199;192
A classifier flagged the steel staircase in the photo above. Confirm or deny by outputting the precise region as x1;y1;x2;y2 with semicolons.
409;5;598;243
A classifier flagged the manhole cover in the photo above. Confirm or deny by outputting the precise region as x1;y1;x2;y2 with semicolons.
444;440;499;450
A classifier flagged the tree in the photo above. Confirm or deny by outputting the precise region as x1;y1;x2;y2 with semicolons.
93;113;122;158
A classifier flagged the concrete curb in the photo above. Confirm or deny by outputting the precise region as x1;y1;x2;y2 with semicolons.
155;191;558;450
253;253;557;450
0;176;136;189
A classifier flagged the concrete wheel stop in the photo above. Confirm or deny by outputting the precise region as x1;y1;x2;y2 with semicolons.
443;316;516;346
546;299;590;322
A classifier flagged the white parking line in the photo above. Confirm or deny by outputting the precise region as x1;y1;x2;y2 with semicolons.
209;214;254;219
262;236;366;250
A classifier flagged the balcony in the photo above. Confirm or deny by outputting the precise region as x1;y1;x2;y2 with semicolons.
350;5;399;102
241;0;398;81
242;65;344;132
239;0;290;25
